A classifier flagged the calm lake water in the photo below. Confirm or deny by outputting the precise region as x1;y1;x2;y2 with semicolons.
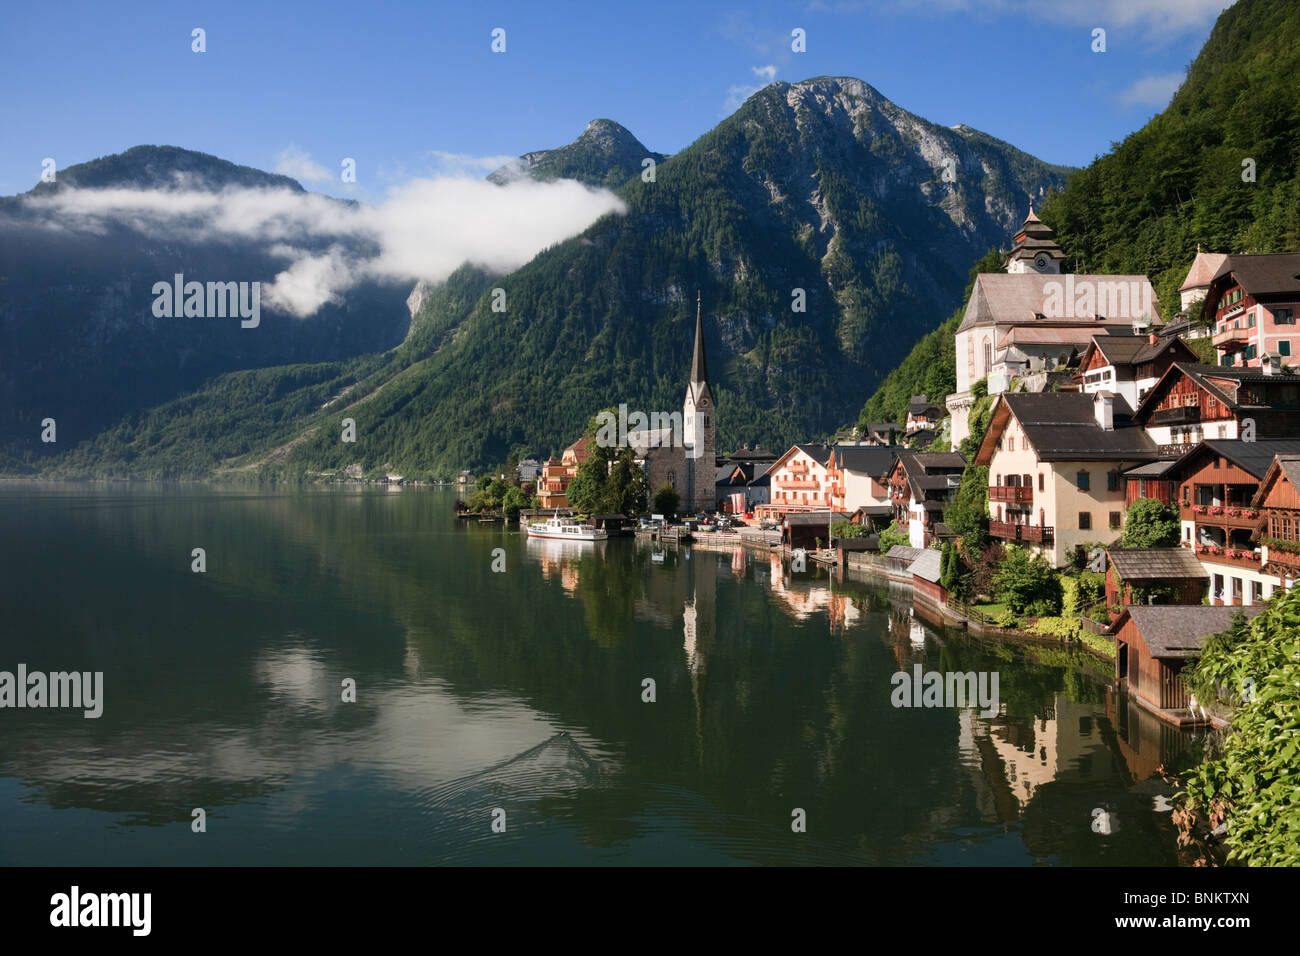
0;485;1198;865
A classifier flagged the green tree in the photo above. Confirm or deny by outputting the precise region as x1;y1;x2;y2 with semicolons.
653;483;680;517
878;520;910;552
946;463;988;551
832;520;871;539
994;545;1062;615
1120;498;1181;548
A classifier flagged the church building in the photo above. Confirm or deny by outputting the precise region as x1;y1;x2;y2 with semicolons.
629;293;718;513
947;206;1160;446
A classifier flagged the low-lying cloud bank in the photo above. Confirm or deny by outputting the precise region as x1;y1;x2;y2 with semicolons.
20;175;628;317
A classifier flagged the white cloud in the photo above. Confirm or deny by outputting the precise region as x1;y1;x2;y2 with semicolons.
725;83;763;113
426;150;522;176
807;0;1234;41
25;175;628;318
752;64;778;83
1117;71;1185;107
273;146;332;183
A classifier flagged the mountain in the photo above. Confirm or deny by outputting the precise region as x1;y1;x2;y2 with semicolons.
0;146;412;466
488;119;667;189
858;0;1300;430
19;77;1072;478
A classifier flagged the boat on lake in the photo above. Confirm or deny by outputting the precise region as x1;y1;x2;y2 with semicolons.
527;513;608;541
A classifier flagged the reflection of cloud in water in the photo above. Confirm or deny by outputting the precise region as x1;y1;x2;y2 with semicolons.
255;644;332;713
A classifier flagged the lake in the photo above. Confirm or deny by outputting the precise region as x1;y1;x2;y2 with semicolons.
0;484;1196;865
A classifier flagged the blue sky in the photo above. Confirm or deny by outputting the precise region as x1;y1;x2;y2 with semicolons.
0;0;1233;200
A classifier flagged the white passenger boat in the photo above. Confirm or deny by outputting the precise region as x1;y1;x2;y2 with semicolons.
526;513;608;541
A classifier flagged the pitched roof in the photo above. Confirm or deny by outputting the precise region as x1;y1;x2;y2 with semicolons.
1179;252;1228;292
1165;438;1300;482
908;549;943;583
979;392;1156;463
785;511;850;526
1211;252;1300;299
1250;454;1300;509
1121;605;1264;659
833;444;901;477
885;545;924;563
907;396;941;415
958;273;1160;332
794;443;834;465
1087;333;1196;367
1134;361;1300;421
1107;547;1207;581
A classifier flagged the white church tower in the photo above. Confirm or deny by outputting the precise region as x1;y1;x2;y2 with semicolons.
682;292;716;512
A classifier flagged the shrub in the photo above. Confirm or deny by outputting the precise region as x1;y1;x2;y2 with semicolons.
995;545;1062;615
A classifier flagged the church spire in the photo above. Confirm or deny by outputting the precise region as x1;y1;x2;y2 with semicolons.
690;290;709;385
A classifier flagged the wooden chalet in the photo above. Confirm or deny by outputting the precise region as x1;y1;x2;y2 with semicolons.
1113;605;1264;725
1104;548;1207;622
1251;453;1300;585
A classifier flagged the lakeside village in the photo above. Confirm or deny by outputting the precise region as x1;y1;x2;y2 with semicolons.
457;210;1300;730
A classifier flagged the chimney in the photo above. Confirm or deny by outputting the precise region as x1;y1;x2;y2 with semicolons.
1095;390;1114;431
1148;332;1159;346
1262;352;1277;376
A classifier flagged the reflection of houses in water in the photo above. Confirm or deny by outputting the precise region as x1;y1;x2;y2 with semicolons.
683;546;718;762
765;552;861;628
958;695;1116;820
1105;686;1199;783
528;538;588;593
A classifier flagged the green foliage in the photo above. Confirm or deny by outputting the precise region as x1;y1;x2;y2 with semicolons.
653;483;680;517
856;248;1003;426
1120;498;1181;548
1179;586;1300;866
1183;611;1256;707
946;463;988;551
832;520;871;539
940;541;960;590
1040;0;1300;312
877;521;910;552
995;545;1062;615
1027;615;1081;640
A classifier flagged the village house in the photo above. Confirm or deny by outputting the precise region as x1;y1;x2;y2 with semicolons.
1250;454;1300;590
1201;252;1300;368
975;391;1158;567
755;444;835;520
825;444;900;527
886;451;965;548
905;396;943;434
1132;361;1300;458
1158;439;1300;605
1177;249;1227;312
1113;605;1265;725
1103;548;1208;623
537;436;591;510
782;511;850;551
947;206;1160;445
1075;332;1198;411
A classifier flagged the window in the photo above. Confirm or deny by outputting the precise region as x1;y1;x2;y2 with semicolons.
1008;436;1015;451
1038;473;1044;491
1281;341;1292;357
1277;308;1294;325
1107;471;1119;492
1109;511;1122;530
1079;512;1092;530
1076;470;1090;491
1248;313;1256;328
1253;581;1264;603
1247;344;1257;360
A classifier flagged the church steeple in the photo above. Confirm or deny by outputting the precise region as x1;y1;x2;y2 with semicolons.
690;290;709;386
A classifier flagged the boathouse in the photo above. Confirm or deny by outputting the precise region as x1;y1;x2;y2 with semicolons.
1104;547;1208;622
1112;605;1263;724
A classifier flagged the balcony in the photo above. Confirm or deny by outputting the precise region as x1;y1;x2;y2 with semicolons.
777;477;820;490
1181;504;1262;530
1213;324;1251;350
989;485;1034;504
990;520;1054;544
1262;541;1300;572
1184;541;1263;570
1151;405;1201;425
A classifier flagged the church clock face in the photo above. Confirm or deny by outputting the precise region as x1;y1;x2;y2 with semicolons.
1033;253;1051;272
